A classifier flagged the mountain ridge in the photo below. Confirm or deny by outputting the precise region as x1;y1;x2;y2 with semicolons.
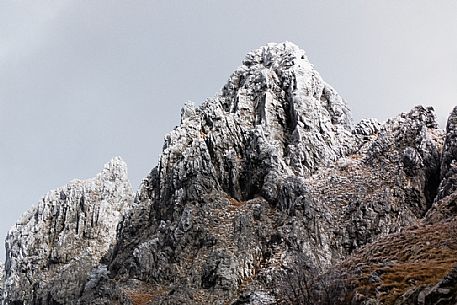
1;42;456;305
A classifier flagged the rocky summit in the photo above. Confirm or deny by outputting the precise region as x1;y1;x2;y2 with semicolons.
1;42;457;305
2;157;133;305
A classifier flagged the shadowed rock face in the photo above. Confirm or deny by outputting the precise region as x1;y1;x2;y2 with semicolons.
425;107;457;223
79;43;446;305
1;43;456;305
107;42;358;294
153;42;354;208
436;106;457;201
2;157;133;305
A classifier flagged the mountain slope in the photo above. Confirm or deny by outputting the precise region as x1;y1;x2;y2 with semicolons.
1;42;456;305
81;43;446;305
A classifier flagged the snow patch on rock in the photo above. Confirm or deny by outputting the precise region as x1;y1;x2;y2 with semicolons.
3;157;133;305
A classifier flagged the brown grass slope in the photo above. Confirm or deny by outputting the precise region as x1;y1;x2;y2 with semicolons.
337;217;457;305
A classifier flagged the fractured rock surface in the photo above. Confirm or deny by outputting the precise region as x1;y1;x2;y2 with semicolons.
436;106;457;201
104;42;357;303
81;43;449;304
3;157;133;305
1;42;457;305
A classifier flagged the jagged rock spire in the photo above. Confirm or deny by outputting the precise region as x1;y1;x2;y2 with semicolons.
157;42;355;212
1;42;455;305
3;157;133;305
436;106;457;200
101;43;446;304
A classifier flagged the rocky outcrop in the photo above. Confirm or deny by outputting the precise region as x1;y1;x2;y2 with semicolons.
3;157;133;305
0;262;4;303
416;265;457;305
435;106;457;201
99;42;355;303
1;42;456;305
79;43;446;304
334;219;457;305
326;107;457;305
424;107;457;223
156;42;354;206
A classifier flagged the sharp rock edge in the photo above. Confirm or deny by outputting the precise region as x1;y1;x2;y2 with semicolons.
1;42;457;305
86;42;446;304
436;106;457;201
2;157;134;305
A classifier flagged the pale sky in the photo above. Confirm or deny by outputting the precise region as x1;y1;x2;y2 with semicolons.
1;1;457;259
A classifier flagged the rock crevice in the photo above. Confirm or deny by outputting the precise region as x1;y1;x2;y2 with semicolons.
3;157;133;305
1;42;456;305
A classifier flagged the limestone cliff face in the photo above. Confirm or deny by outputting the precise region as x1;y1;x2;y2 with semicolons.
157;42;354;208
104;42;357;301
436;106;457;201
336;109;457;305
1;42;456;305
2;157;133;305
82;43;447;304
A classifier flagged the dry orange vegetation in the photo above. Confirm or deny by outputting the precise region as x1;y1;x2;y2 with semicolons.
340;219;457;304
127;293;154;305
226;195;245;207
124;285;168;305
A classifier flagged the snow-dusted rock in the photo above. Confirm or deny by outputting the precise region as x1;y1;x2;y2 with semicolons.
1;42;456;305
425;106;457;223
437;106;457;200
3;157;133;305
153;42;355;208
93;43;445;304
353;118;381;136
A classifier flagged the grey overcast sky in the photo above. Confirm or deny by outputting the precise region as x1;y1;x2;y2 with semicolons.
1;1;457;259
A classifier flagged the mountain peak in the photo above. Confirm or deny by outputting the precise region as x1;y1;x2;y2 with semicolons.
242;41;311;69
99;156;129;183
222;42;352;127
163;43;356;207
3;158;133;304
2;43;456;305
